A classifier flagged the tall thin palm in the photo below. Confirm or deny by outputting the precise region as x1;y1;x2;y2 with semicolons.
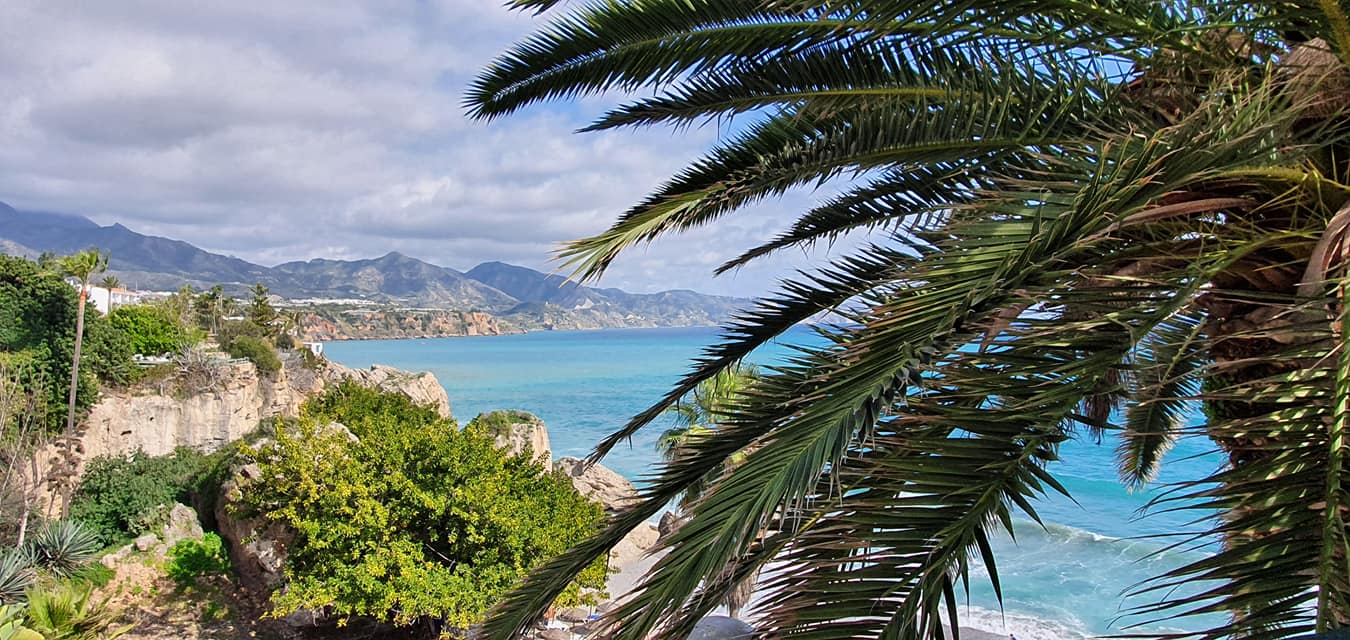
59;249;106;436
470;2;1350;638
659;363;759;509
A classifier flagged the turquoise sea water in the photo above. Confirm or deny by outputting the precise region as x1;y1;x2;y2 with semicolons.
325;326;1224;639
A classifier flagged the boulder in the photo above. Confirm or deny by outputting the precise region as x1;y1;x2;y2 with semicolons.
658;510;684;539
215;463;295;593
160;502;204;546
690;616;755;639
133;533;160;553
538;629;570;640
554;457;637;512
480;410;551;463
610;522;659;569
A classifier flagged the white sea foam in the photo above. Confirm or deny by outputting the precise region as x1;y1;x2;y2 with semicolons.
951;604;1093;640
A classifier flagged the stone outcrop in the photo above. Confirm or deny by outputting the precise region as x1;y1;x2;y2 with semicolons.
480;410;551;463
74;356;449;464
214;463;294;593
554;456;638;512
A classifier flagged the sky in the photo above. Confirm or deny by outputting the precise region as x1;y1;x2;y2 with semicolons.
0;1;853;297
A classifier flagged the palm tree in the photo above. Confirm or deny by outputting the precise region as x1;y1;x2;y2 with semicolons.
97;275;120;291
659;364;761;619
58;249;106;436
469;2;1350;639
659;363;760;510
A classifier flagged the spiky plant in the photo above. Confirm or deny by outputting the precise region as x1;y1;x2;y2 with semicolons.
0;554;34;605
468;1;1350;638
25;521;100;578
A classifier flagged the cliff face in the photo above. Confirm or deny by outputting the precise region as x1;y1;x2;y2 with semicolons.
299;309;510;341
76;356;451;462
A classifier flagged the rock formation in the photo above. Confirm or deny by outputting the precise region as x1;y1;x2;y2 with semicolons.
554;456;638;513
75;356;449;464
214;463;294;594
480;410;551;463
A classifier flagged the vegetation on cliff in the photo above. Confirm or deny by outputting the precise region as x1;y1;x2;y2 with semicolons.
241;383;606;630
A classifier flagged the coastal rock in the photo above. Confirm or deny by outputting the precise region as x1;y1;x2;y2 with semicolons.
658;510;683;539
554;457;637;512
480;410;551;463
133;533;160;553
215;463;294;593
690;616;755;639
610;522;659;569
60;356;449;484
330;363;451;418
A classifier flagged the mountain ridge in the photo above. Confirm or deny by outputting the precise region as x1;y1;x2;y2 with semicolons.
0;201;746;328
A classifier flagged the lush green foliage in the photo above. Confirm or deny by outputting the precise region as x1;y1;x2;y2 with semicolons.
0;256;97;431
24;523;100;579
243;383;607;629
221;335;280;376
68;449;224;546
107;306;187;357
165;533;229;584
470;2;1350;638
23;583;129;640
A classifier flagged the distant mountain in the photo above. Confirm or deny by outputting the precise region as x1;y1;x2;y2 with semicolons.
0;202;748;328
466;261;745;325
273;253;518;310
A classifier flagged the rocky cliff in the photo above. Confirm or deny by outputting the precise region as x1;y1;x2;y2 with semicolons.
76;355;450;462
299;308;508;341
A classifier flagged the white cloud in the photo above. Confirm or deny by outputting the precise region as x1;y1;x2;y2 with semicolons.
0;0;857;298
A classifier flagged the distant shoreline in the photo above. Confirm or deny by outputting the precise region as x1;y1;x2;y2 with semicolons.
311;322;731;342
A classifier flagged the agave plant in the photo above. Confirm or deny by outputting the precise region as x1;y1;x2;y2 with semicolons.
23;584;129;640
468;0;1350;638
25;522;100;579
0;553;35;605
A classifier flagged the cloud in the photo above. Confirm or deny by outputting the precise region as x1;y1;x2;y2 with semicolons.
0;0;856;298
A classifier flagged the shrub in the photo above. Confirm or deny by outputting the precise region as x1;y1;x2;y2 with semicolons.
0;553;34;604
24;522;99;578
165;533;229;584
222;336;280;376
244;383;607;629
23;583;130;640
107;306;187;356
68;449;223;545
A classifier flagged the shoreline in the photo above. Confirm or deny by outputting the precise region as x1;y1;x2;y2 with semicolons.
309;322;728;342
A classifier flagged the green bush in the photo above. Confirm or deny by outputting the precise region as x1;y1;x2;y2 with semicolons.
222;336;280;376
244;382;607;629
107;306;187;356
165;533;229;584
68;449;224;546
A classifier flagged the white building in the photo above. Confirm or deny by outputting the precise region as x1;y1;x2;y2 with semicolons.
68;280;144;314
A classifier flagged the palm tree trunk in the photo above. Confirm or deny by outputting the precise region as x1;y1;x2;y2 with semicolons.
64;284;87;436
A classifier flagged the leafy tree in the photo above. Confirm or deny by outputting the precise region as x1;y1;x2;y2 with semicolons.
108;306;188;356
470;2;1350;638
222;336;280;376
0;256;96;431
242;383;607;630
57;250;106;436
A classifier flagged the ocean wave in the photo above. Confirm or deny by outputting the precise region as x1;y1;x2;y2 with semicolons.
952;604;1093;640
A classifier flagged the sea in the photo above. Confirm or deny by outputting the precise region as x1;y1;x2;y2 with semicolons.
325;325;1226;639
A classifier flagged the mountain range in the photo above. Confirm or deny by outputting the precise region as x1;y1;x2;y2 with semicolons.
0;201;746;329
